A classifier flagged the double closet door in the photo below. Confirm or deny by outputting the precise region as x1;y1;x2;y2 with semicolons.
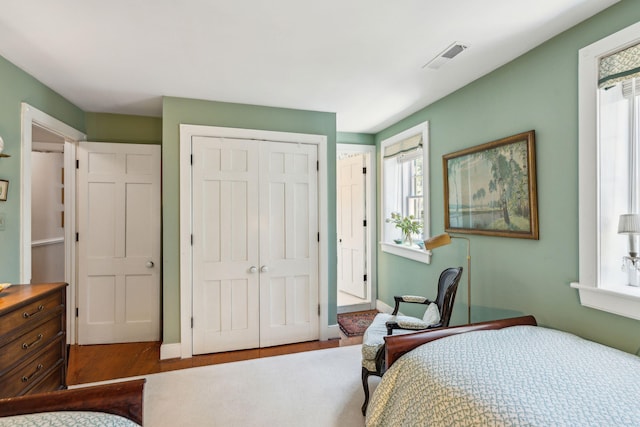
191;136;319;355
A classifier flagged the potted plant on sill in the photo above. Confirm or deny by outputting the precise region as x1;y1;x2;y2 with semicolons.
386;212;423;246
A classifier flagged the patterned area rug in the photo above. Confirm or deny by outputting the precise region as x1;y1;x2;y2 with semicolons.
337;310;378;337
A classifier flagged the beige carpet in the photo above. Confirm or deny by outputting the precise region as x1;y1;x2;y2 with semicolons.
80;344;373;426
146;345;368;426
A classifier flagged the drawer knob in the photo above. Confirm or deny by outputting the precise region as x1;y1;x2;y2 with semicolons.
23;305;44;318
21;364;43;383
22;333;44;350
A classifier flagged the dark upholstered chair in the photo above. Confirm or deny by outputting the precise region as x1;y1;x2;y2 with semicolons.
360;266;463;415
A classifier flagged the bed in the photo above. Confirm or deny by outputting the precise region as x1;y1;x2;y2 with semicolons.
366;315;640;426
0;379;145;426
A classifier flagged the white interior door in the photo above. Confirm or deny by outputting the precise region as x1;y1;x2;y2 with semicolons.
192;137;260;354
191;137;319;354
77;142;161;344
337;154;366;298
259;141;319;347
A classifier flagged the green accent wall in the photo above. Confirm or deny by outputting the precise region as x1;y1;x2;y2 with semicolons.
375;0;640;353
85;112;162;144
161;96;337;344
0;55;85;283
337;132;375;145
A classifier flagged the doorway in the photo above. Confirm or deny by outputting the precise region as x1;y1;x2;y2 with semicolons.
30;126;65;284
336;144;376;314
21;103;86;343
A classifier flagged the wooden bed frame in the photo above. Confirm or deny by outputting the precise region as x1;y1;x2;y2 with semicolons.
0;379;146;425
385;315;537;369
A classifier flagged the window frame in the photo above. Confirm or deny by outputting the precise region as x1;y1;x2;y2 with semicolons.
380;121;431;264
572;21;640;321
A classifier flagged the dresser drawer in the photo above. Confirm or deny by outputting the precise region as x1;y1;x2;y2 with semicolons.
25;362;66;395
0;337;65;397
0;291;63;338
0;315;64;375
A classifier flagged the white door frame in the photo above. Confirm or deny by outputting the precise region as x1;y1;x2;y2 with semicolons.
177;124;329;359
336;144;377;312
20;103;86;343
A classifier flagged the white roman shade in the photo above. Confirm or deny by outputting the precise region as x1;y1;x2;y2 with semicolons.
599;42;640;88
383;134;422;161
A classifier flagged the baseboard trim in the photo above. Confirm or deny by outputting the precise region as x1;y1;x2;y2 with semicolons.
323;324;340;340
160;342;182;360
163;326;339;360
337;302;374;314
376;299;394;314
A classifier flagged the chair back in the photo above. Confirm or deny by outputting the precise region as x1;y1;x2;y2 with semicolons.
435;267;463;327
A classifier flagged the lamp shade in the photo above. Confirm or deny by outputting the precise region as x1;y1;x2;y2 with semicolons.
424;233;452;250
618;214;640;234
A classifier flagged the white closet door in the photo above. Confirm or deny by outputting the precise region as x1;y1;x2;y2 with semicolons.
77;142;161;344
191;137;319;354
192;137;261;354
337;154;367;298
259;141;319;347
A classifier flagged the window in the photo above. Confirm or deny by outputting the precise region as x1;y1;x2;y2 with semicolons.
573;21;640;320
380;121;431;263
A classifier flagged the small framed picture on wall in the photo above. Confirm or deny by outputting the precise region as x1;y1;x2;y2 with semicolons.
0;180;8;201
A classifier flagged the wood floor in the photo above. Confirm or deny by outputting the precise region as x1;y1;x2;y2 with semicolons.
67;339;341;385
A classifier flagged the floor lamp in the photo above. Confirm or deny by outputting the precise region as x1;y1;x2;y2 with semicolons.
424;233;471;324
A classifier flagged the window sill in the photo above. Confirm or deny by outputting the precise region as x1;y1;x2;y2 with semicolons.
380;242;431;264
570;282;640;321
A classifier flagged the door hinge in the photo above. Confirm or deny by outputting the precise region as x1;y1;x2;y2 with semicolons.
363;167;367;174
75;232;79;242
76;159;79;169
363;219;367;227
75;307;79;317
364;274;367;282
191;234;193;245
317;232;320;242
318;304;321;316
191;317;194;328
190;154;193;165
316;161;319;171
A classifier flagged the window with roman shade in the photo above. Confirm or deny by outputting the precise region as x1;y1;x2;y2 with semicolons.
574;21;640;320
380;121;431;264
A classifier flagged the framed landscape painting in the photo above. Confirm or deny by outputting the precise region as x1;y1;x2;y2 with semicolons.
443;130;538;239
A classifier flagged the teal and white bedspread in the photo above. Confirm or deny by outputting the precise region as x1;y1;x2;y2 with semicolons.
0;411;139;426
366;325;640;426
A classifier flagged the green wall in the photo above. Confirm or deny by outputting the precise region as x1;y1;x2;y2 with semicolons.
375;0;640;353
337;132;375;145
0;55;85;282
85;112;162;144
161;96;337;344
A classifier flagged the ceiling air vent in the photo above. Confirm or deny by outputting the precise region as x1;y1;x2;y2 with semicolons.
423;42;468;70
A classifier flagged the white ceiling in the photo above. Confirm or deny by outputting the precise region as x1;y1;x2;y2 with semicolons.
0;0;619;133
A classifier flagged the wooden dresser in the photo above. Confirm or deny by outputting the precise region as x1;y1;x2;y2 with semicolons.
0;282;67;397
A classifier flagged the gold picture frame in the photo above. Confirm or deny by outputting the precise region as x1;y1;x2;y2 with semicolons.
0;180;7;201
443;130;538;239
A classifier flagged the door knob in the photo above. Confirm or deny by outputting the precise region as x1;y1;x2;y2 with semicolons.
249;266;258;273
146;261;154;268
260;265;269;273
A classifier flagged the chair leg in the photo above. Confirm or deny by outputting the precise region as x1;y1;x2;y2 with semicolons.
361;367;371;416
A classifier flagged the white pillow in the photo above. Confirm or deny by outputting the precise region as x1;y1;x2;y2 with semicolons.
422;302;440;325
